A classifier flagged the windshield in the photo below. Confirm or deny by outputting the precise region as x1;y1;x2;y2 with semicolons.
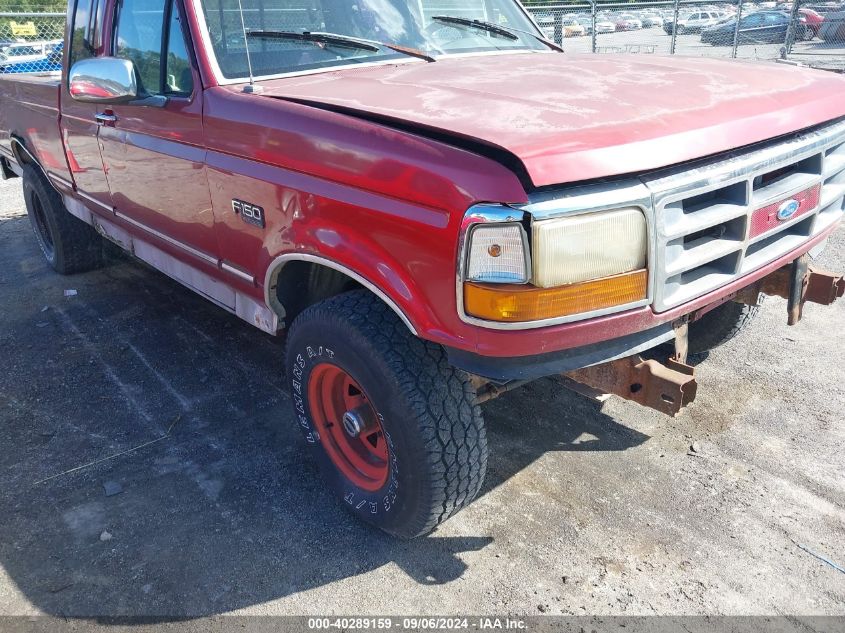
199;0;547;80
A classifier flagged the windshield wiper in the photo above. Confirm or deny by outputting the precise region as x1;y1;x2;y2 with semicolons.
430;15;563;52
430;16;518;40
246;30;380;51
245;30;435;62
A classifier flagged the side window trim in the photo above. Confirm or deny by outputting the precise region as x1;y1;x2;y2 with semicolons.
111;0;124;62
159;0;174;94
87;0;103;53
68;0;94;83
165;0;197;98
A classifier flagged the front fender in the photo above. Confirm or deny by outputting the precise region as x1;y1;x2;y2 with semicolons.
257;198;464;346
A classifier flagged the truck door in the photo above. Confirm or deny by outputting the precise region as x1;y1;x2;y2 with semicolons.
61;0;113;212
97;0;218;260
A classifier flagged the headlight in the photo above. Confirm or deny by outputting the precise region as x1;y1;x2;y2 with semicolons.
531;208;647;288
462;208;649;324
465;224;529;284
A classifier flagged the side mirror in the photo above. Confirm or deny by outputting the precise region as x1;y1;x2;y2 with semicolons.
68;57;137;104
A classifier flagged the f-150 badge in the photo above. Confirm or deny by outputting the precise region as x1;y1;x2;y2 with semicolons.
232;199;265;228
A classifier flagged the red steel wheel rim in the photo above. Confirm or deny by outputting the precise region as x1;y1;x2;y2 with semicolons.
307;363;389;492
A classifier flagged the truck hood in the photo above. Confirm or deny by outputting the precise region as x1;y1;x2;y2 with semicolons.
258;53;845;188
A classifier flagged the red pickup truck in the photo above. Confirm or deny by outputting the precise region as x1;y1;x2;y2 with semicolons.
2;0;844;539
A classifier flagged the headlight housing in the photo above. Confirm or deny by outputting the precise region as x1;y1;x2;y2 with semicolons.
460;207;650;326
531;208;647;288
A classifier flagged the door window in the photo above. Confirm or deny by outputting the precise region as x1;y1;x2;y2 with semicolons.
114;0;194;97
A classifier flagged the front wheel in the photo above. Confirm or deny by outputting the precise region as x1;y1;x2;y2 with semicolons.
687;298;763;360
284;290;488;539
676;25;686;35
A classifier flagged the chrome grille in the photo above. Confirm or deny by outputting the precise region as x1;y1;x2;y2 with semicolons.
644;119;845;312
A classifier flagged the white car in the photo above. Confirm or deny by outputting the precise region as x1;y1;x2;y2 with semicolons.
595;19;616;33
664;10;725;34
572;17;616;34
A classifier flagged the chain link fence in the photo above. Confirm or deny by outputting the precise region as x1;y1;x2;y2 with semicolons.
0;0;842;74
0;8;64;74
524;0;845;68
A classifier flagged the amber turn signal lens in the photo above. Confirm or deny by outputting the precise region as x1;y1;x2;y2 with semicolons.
464;270;648;322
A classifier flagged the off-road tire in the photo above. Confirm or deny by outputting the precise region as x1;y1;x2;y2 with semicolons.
284;290;487;539
688;299;763;360
22;163;103;274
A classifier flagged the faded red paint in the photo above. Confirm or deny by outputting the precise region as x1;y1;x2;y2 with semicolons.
257;53;845;188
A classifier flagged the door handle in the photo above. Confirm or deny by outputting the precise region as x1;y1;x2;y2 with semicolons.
95;112;117;125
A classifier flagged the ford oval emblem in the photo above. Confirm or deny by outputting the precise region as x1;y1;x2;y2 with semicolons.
777;199;800;221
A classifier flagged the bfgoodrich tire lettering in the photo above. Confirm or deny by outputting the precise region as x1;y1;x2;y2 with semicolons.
284;290;487;539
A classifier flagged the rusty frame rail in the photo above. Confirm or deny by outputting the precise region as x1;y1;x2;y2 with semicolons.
736;256;845;325
563;355;697;417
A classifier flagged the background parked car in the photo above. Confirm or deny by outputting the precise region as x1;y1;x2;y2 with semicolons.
819;7;845;39
0;42;64;75
575;17;593;34
639;13;664;27
614;13;643;30
595;18;617;33
664;10;724;34
562;18;586;37
799;7;825;36
701;10;806;44
0;40;60;66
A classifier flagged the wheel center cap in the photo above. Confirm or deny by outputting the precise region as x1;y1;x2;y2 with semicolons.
342;410;364;438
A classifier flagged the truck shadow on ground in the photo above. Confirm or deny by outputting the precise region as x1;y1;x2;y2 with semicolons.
0;215;648;617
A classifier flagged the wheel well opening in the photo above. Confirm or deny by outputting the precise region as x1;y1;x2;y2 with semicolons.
11;139;33;166
273;260;363;326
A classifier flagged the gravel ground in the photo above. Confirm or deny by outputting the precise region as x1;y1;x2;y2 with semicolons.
0;173;844;620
